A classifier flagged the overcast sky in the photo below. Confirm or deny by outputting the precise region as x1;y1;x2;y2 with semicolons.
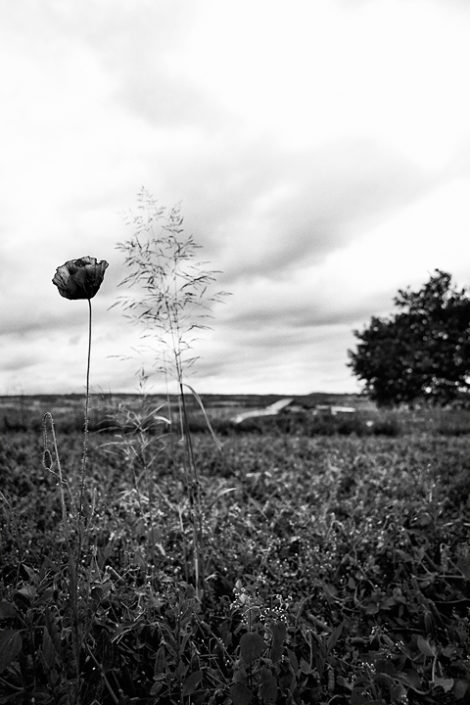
2;0;470;396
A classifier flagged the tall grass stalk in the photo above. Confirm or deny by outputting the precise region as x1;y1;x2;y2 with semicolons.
42;411;69;526
42;409;82;701
101;368;173;580
113;188;227;598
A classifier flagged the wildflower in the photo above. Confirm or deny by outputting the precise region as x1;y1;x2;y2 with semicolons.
52;256;108;300
51;255;108;519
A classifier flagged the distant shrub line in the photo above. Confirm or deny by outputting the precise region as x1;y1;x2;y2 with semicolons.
2;405;470;437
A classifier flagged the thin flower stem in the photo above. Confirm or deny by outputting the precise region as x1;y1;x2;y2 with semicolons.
79;298;92;519
72;297;93;702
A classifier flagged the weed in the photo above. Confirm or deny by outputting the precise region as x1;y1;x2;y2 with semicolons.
112;189;227;599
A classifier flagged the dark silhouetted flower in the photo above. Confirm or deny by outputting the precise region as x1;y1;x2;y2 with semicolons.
53;256;109;300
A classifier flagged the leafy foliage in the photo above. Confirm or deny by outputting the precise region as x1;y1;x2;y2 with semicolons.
348;270;470;406
1;426;469;704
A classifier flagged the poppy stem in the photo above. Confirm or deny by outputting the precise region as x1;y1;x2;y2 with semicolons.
79;297;92;519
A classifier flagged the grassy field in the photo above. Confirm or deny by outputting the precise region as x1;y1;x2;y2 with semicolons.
0;397;469;704
0;392;374;432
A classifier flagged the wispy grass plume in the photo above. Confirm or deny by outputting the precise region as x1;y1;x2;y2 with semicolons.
112;188;227;598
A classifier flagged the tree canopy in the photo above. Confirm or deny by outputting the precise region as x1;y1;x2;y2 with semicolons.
348;270;470;406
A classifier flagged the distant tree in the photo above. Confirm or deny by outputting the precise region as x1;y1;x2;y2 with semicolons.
348;270;470;406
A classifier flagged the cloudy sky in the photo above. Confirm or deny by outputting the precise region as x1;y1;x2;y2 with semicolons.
2;0;470;396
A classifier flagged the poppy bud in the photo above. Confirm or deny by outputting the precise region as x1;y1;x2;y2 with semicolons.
52;256;109;300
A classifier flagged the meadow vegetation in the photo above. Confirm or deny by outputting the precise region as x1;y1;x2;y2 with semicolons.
0;405;469;704
0;195;469;704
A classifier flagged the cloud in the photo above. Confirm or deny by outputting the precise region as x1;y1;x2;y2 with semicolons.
188;317;360;395
2;350;39;373
227;140;432;278
1;1;470;394
153;135;435;291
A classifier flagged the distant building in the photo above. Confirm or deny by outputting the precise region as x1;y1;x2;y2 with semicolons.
330;405;356;416
315;404;355;414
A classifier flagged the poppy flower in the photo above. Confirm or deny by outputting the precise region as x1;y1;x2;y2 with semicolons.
52;256;109;300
